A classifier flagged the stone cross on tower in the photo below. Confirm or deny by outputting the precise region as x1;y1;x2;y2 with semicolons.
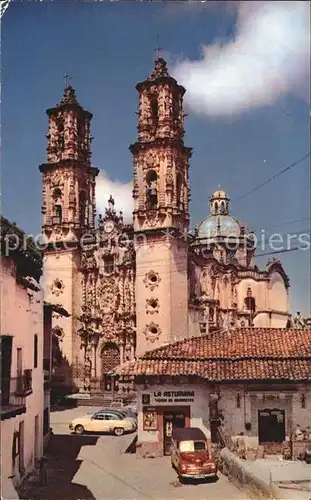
64;71;71;88
154;34;163;59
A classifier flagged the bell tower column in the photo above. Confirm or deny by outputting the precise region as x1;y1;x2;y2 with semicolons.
130;57;192;356
39;83;99;381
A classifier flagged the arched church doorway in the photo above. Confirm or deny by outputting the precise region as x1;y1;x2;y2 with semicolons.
101;342;120;392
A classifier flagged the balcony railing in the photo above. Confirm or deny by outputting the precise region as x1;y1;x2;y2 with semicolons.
1;371;33;420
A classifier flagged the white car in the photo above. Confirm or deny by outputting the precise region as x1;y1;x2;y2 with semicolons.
69;410;137;436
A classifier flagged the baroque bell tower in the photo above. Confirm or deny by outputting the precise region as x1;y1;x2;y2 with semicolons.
39;83;99;369
130;57;192;355
40;83;99;244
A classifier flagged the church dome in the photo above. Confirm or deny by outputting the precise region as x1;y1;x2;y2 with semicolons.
196;188;248;240
197;214;241;239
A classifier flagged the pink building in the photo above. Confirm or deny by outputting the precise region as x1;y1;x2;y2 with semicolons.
0;216;68;498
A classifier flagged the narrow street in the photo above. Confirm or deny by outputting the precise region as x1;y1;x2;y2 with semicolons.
17;407;249;500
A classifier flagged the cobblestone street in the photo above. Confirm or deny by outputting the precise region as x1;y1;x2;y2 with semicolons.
17;407;249;500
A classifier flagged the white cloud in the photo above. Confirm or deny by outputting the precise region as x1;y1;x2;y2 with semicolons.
95;170;133;223
171;1;310;117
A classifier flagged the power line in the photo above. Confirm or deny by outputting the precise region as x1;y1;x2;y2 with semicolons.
256;247;307;257
253;217;311;232
233;151;311;203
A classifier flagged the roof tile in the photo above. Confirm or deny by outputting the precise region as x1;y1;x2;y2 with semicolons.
117;328;311;382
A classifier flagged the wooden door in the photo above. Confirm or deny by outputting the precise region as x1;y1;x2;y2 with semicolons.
258;408;285;443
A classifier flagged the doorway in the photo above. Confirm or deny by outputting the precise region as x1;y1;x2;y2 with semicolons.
258;408;285;443
101;343;120;392
163;410;186;455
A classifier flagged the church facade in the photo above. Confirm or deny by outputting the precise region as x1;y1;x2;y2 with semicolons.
40;57;290;394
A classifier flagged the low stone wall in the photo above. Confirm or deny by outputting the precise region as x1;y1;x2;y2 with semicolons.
292;440;311;460
219;448;280;499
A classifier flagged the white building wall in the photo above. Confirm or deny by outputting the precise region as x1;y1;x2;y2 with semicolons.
136;381;311;451
137;383;211;444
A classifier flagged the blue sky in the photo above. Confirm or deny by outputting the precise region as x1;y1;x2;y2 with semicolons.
2;1;310;314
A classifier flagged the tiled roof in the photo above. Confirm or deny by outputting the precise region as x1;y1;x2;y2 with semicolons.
116;329;311;382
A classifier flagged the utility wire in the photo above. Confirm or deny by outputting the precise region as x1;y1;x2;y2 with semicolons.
233;151;311;203
253;217;311;232
255;246;306;257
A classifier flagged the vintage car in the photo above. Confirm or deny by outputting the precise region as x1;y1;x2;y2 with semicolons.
170;427;217;481
69;410;137;436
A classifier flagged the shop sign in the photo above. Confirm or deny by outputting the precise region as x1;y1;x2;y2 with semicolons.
149;390;195;404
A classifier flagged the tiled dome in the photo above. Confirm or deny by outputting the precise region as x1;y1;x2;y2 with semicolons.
197;214;241;239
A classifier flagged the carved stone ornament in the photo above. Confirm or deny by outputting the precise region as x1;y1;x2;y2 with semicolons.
146;211;158;227
145;152;157;170
53;227;63;241
81;252;97;271
101;314;117;341
143;270;161;291
97;276;118;315
166;166;174;188
146;297;159;315
51;174;62;187
52;325;65;340
143;322;161;343
50;278;65;296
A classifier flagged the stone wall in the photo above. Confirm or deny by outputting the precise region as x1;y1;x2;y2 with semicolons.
219;448;279;499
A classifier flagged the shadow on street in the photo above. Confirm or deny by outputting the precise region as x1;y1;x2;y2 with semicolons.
16;434;98;500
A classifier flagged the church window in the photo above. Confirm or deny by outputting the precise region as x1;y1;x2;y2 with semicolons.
146;170;158;210
55;204;62;221
148;272;158;284
214;202;218;214
144;270;161;291
146;297;159;314
220;201;225;214
150;325;158;335
244;287;256;313
53;188;62;200
52;188;62;222
199;322;206;334
103;255;114;274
